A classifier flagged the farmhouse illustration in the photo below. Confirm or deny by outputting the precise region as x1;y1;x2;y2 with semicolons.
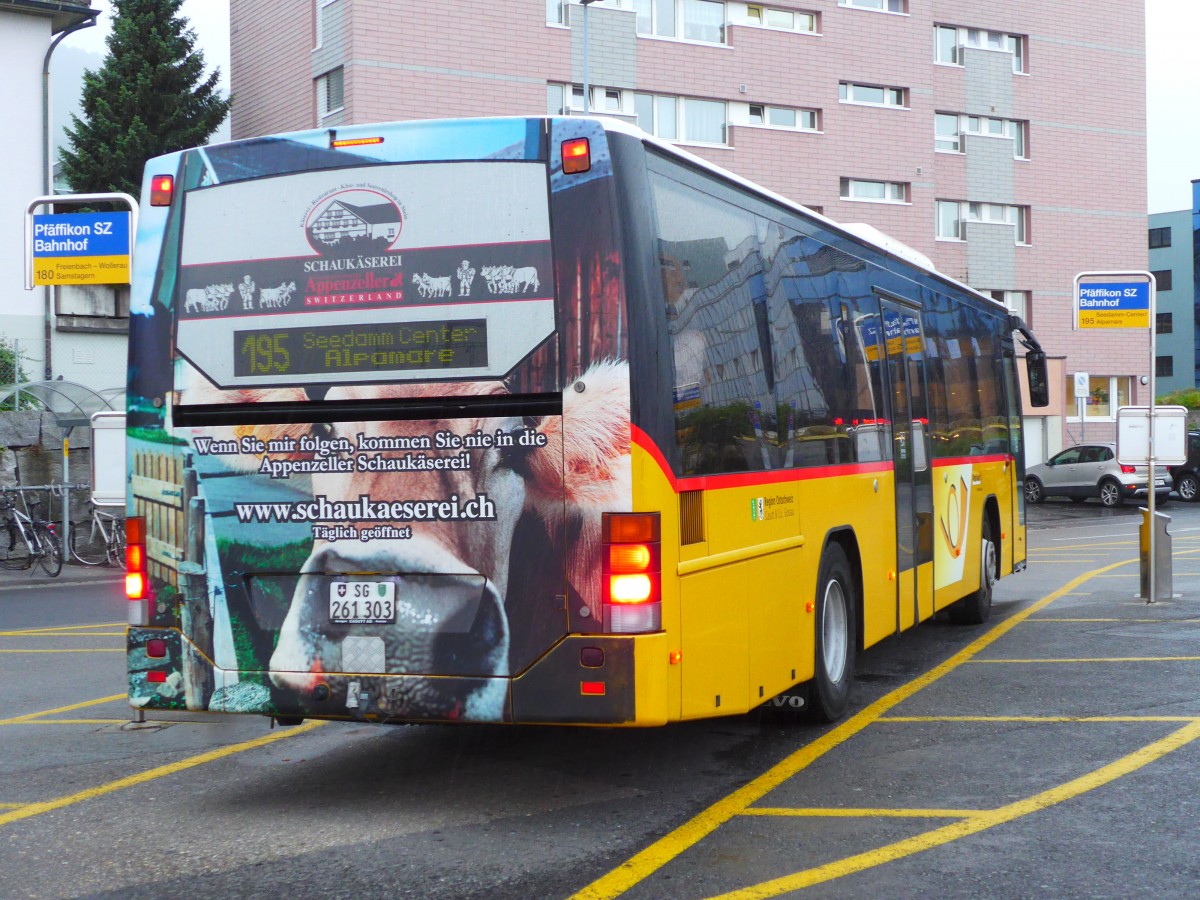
307;199;402;250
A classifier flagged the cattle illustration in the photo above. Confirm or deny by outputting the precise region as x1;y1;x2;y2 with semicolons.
183;282;235;314
257;281;296;309
413;272;452;298
180;359;631;721
480;265;539;294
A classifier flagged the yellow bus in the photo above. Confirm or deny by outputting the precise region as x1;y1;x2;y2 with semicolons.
125;116;1049;726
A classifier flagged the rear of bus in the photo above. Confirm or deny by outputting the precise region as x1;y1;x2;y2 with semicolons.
125;117;667;725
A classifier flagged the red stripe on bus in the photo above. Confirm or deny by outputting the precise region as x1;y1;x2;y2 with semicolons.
934;454;1010;466
630;425;892;494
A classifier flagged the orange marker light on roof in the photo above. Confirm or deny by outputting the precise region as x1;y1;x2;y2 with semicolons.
331;136;385;148
149;175;174;207
561;138;591;174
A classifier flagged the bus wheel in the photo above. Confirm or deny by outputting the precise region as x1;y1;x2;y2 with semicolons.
810;543;856;722
948;517;995;625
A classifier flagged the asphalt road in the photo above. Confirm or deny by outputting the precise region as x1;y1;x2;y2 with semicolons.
2;499;1199;899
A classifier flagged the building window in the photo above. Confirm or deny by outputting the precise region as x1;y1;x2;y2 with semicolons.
634;0;727;44
935;25;1026;73
747;103;818;131
1148;226;1172;249
550;0;632;23
841;178;908;203
317;66;344;118
988;290;1029;322
1156;312;1173;334
1067;375;1131;421
841;0;906;12
935;113;961;152
937;200;1029;244
1157;356;1174;378
839;82;907;108
743;4;817;32
315;0;338;49
936;113;1029;159
1152;270;1173;292
635;92;727;143
550;82;630;115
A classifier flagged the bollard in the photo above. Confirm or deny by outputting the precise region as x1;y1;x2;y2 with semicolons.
1139;508;1172;601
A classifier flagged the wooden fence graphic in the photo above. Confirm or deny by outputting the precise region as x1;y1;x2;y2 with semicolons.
130;449;185;590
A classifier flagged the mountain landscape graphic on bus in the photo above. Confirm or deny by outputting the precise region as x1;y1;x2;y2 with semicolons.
304;189;403;256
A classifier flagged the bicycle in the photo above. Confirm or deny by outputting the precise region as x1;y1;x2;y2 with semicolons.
70;502;126;567
0;488;63;577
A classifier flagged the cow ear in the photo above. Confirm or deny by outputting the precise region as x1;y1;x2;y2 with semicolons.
528;360;631;515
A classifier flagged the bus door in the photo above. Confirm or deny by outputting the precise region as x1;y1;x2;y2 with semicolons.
881;301;934;631
1001;345;1027;568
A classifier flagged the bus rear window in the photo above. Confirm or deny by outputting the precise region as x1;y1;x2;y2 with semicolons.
173;160;555;399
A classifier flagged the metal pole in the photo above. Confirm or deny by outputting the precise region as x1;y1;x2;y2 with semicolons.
62;435;70;562
582;0;592;113
1147;278;1158;603
42;13;100;380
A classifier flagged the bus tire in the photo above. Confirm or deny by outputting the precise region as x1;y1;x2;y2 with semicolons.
809;543;856;723
948;516;995;625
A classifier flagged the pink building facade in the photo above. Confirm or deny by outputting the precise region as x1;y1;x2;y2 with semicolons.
229;0;1149;460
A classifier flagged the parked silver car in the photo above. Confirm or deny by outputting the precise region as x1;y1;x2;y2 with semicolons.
1025;442;1171;508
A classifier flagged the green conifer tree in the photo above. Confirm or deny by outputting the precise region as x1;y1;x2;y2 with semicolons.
58;0;231;197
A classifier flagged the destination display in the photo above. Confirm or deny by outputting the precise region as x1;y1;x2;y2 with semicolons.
173;161;555;389
234;319;488;377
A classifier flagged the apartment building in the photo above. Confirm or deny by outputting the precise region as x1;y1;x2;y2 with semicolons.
228;0;1149;461
1148;207;1196;395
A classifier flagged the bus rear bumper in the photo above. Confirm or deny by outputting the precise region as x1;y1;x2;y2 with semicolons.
511;632;671;726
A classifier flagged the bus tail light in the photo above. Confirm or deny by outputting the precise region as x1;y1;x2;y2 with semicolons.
126;516;150;625
602;512;661;634
149;175;174;206
562;138;591;174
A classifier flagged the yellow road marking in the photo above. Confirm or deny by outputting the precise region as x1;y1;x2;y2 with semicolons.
0;623;123;636
710;721;1200;899
0;720;326;830
569;558;1134;900
0;649;124;654
1027;617;1168;622
0;695;126;726
0;718;212;727
0;804;23;810
972;656;1200;664
0;631;126;637
880;715;1200;723
742;807;977;819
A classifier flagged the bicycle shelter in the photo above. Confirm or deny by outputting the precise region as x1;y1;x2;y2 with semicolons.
0;379;125;552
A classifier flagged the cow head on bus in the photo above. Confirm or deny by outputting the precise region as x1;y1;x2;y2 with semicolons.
180;359;631;721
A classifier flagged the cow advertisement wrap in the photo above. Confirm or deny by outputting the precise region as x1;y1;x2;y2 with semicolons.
127;118;632;723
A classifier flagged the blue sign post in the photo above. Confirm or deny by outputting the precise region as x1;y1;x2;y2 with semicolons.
1074;270;1162;601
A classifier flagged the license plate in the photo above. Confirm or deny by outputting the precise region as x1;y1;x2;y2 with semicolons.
329;581;396;624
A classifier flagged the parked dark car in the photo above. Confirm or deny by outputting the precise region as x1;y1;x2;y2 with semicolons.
1169;431;1200;501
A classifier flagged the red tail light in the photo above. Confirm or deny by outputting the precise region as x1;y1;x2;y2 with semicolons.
149;175;174;207
1120;465;1136;474
602;512;661;633
561;138;591;174
125;516;148;601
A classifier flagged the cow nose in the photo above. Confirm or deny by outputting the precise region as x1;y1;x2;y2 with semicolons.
431;580;507;676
